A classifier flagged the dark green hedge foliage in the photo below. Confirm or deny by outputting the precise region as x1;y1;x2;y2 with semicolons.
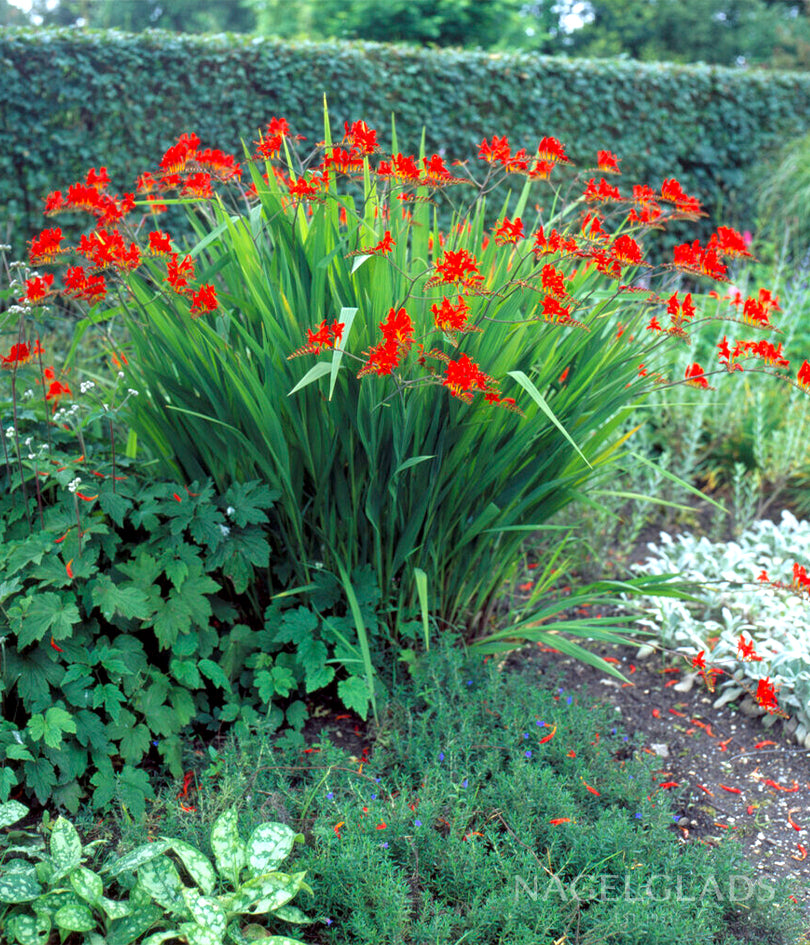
3;27;810;257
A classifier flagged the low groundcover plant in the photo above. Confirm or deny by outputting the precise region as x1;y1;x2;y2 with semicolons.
628;509;810;742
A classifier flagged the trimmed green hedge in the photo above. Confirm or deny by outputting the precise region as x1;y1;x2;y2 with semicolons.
3;27;810;256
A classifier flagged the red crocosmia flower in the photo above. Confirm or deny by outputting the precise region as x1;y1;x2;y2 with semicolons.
181;172;214;199
366;230;395;254
195;148;242;181
541;264;568;298
793;562;810;591
160;132;200;173
737;634;763;662
190;284;218;317
527;159;556;181
422;153;462;185
111;351;129;368
756;677;779;713
166;254;195;294
44;190;65;214
2;343;33;367
534;227;578;257
684;362;710;389
148;231;172;255
357;339;401;377
442;353;490;402
391;153;421;182
691;650;706;670
46;379;72;406
494;216;524;245
646;316;663;332
542;295;572;323
85;167;110;190
22;274;54;304
478;135;511;164
431;296;480;337
536;136;571;165
29;227;64;264
672;240;727;281
597;150;620;173
610;235;643;266
288;319;346;358
379;307;414;350
709;226;753;259
66;182;103;212
428;249;483;289
344;119;378;155
660;178;703;218
583;177;622;203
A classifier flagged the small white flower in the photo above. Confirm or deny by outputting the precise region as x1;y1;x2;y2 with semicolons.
5;427;15;439
79;380;95;394
117;371;124;379
68;477;82;493
226;506;235;518
127;388;138;396
219;523;231;538
23;389;33;400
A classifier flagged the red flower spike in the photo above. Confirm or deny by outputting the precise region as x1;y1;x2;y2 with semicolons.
29;227;64;264
190;284;218;317
50;636;64;653
581;777;601;796
737;634;763;662
597;150;620;173
719;784;742;794
755;677;780;713
684;363;711;389
549;817;572;825
493;216;524;245
66;559;74;579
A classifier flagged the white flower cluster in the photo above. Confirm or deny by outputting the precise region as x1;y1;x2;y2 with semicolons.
79;380;96;394
628;510;810;743
67;477;82;493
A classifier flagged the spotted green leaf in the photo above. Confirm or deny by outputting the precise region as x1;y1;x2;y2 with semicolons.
105;903;163;945
210;808;246;882
3;911;51;945
0;799;28;829
70;864;104;905
99;895;134;920
273;904;312;924
181;886;227;936
49;816;82;873
245;823;302;876
177;920;224;945
224;871;306;915
263;937;311;945
141;932;181;945
54;900;96;932
104;839;170;877
164;838;216;894
136;856;184;912
0;870;41;903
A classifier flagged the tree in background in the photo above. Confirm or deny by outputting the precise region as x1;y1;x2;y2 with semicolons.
5;0;810;67
562;0;810;67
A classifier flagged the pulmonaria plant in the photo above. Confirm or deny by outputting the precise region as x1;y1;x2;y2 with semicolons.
11;112;810;671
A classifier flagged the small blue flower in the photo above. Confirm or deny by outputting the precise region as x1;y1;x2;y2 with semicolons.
326;792;334;800
467;680;473;686
461;779;468;788
380;841;389;849
415;819;422;827
622;735;629;742
566;695;573;705
525;750;532;758
634;813;642;819
375;777;381;783
536;720;545;727
438;752;445;762
371;794;377;800
523;733;529;739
